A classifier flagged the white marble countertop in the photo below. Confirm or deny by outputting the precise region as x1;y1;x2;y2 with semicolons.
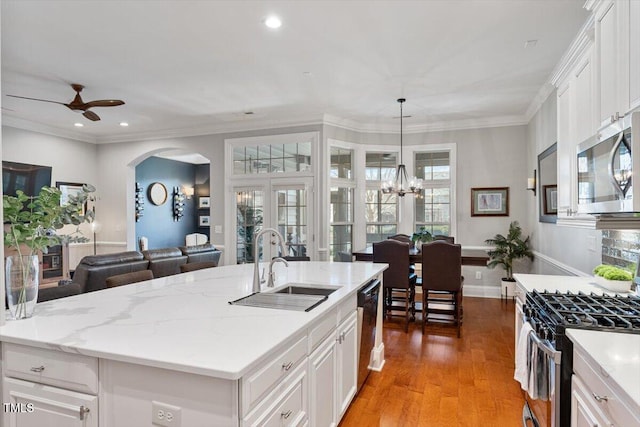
513;273;634;295
567;329;640;414
0;261;385;380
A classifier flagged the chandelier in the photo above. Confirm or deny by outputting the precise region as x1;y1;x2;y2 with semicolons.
381;98;423;197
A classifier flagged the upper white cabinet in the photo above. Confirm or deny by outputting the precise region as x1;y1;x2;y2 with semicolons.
630;0;640;110
594;0;630;126
557;80;575;218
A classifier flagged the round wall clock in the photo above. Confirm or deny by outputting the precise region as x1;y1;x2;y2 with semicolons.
148;182;168;205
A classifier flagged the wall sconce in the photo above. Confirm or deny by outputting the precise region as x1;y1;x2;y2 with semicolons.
182;186;195;199
527;170;536;196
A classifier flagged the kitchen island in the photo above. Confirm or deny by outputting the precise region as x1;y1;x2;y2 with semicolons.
0;261;386;426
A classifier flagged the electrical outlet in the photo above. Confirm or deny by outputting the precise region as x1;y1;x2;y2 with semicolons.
475;271;482;280
152;401;182;427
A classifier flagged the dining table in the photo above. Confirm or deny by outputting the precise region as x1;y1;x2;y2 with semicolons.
352;246;489;266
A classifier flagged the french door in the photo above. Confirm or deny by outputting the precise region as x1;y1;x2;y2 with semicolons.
233;178;313;264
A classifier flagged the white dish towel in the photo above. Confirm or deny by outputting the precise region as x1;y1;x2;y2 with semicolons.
514;321;534;391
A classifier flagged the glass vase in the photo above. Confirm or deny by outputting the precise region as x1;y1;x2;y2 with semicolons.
5;255;39;320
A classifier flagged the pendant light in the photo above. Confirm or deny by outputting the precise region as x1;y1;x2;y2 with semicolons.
381;98;423;197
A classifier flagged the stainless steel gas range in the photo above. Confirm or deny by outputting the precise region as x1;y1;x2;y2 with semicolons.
517;290;640;427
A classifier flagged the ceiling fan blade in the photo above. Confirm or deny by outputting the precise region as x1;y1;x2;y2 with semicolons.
6;94;65;105
85;99;125;108
83;110;100;121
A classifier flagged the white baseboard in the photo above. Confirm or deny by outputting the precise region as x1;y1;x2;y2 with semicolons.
463;284;503;299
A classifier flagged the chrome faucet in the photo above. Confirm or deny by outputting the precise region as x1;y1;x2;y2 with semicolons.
252;228;287;293
268;257;289;288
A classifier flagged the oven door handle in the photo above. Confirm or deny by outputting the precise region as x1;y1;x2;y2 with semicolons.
523;318;562;365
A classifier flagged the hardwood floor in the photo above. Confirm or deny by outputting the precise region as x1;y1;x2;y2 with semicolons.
340;297;524;426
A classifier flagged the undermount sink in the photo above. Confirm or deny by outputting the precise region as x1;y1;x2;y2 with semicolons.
273;284;339;297
229;284;339;312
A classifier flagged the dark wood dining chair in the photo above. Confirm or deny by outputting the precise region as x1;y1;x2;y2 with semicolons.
105;270;154;288
421;240;463;337
433;235;455;244
373;239;417;332
387;234;412;244
180;261;218;273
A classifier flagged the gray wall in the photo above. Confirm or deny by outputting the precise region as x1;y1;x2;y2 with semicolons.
526;90;601;275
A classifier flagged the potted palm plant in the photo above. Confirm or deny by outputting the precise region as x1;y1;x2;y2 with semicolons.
485;221;533;297
3;184;95;319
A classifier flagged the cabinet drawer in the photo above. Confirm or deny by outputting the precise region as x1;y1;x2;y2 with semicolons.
3;343;98;395
308;308;336;352
241;334;307;414
574;348;640;426
337;295;356;323
243;362;307;427
3;377;98;427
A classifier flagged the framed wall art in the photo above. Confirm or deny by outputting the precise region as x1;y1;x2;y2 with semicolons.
471;187;509;217
199;215;210;227
199;196;210;208
543;185;558;215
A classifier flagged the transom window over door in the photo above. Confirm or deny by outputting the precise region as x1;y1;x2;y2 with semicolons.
365;152;398;245
415;151;452;235
225;132;318;265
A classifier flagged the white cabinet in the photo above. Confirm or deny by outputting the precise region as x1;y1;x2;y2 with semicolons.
3;377;97;427
630;0;640;110
309;330;337;427
571;375;612;427
574;46;596;145
557;80;575;219
2;344;99;427
571;343;640;427
308;309;357;427
595;0;629;126
335;312;357;420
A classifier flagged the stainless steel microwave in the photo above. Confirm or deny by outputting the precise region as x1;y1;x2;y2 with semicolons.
577;112;640;214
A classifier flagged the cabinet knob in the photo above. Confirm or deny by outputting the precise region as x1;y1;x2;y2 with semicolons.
592;392;609;403
281;410;292;419
29;365;45;373
281;361;293;371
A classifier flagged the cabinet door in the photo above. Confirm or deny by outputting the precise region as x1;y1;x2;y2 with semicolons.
630;0;640;110
574;46;595;145
557;81;574;218
309;334;337;427
571;375;611;427
596;0;629;125
3;377;98;427
336;311;357;419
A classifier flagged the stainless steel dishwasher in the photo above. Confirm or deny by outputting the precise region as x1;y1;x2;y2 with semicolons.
356;278;380;393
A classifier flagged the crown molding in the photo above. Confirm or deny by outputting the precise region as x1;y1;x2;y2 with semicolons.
549;13;595;87
322;113;528;134
524;83;556;123
2;115;97;143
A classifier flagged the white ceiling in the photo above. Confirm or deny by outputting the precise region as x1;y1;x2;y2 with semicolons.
1;0;588;144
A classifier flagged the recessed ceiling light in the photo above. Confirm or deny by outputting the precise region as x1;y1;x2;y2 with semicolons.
524;39;538;48
74;123;84;127
119;122;129;127
264;15;282;29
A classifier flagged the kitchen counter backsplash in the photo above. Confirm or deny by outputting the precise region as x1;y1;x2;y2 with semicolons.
601;229;640;269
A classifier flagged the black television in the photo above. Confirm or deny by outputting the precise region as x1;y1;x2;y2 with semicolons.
2;161;52;197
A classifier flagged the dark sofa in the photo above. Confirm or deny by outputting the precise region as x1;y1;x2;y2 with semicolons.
38;244;222;301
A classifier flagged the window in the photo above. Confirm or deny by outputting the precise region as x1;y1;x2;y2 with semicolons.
415;151;451;235
233;142;312;175
365;152;398;245
235;190;264;263
330;147;354;261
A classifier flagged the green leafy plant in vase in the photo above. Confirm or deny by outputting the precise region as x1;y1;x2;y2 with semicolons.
411;227;433;249
3;184;96;319
485;221;533;297
592;264;633;292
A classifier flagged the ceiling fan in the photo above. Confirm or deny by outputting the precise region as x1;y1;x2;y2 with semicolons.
7;83;125;121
